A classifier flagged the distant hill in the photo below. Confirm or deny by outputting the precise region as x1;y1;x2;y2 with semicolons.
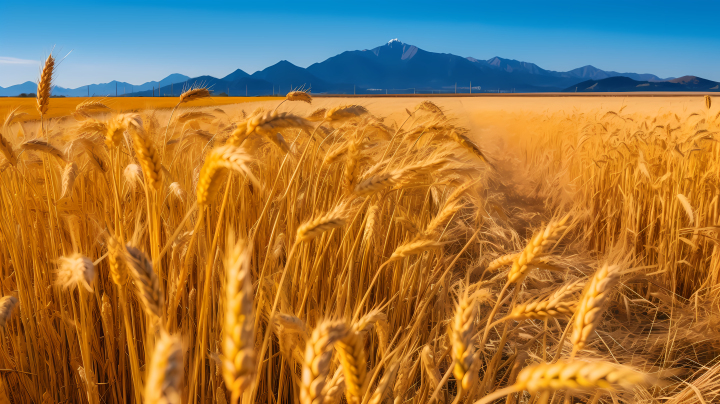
2;39;712;96
565;76;720;92
0;74;191;97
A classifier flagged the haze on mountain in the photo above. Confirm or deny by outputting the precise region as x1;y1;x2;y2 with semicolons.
1;39;716;97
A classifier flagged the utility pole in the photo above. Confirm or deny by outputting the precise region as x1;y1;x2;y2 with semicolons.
354;85;355;95
87;85;89;97
171;83;173;97
455;83;457;94
153;86;154;97
116;82;117;97
470;81;472;94
246;85;248;97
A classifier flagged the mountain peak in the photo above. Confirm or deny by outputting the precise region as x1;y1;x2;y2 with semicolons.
387;38;402;45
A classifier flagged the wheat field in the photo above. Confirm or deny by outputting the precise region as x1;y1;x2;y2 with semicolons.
0;56;717;404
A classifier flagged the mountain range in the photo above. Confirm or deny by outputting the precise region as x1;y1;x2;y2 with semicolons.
1;39;717;96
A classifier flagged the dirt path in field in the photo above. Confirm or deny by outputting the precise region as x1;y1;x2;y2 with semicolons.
460;108;548;236
219;97;552;235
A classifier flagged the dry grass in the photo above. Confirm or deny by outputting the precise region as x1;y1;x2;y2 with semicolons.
0;65;716;404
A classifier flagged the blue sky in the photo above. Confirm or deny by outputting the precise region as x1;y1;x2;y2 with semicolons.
2;0;719;87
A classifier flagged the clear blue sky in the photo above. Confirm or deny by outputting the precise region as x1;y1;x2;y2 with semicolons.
2;0;719;88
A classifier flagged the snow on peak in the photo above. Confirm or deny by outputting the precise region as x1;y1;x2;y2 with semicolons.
388;38;402;45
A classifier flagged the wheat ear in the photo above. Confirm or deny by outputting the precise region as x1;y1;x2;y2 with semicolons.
487;253;519;272
393;355;413;404
336;326;368;404
369;362;400;404
306;108;327;122
56;253;95;292
474;361;654;404
222;234;257;403
389;237;443;261
325;105;368;121
124;245;163;318
36;54;55;116
571;263;620;354
21;139;66;161
507;214;570;284
422;346;444;404
286;90;312;104
322;367;346;404
179;87;211;104
129;121;163;190
197;145;259;206
354;170;402;197
60;162;78;199
451;292;479;397
507;280;583;321
145;332;183;404
0;132;16;166
301;321;348;404
0;296;18;329
296;203;348;242
515;360;653;393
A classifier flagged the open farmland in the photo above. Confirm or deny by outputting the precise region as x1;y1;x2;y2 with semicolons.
0;77;719;404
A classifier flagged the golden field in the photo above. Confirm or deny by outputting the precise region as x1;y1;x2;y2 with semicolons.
0;96;282;123
1;60;719;404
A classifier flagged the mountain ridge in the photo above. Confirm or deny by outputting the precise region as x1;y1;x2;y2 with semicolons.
0;40;714;96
